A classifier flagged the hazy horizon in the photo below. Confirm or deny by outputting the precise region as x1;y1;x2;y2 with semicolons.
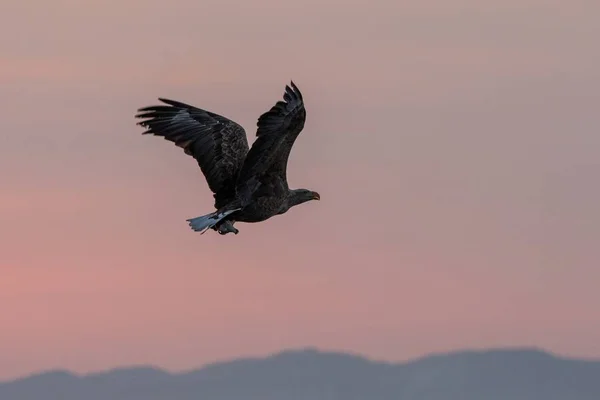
1;0;599;382
2;347;600;400
3;345;599;382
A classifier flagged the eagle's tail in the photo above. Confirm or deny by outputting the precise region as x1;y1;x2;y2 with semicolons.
186;208;240;234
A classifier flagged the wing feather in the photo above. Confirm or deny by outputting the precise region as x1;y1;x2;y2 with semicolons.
135;98;249;207
238;81;306;186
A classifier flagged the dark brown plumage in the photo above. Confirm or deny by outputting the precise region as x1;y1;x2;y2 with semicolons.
135;81;320;235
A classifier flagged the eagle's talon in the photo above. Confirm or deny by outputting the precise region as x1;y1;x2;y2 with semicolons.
217;220;239;235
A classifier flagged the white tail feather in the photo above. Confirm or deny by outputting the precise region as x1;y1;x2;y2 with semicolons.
186;209;240;234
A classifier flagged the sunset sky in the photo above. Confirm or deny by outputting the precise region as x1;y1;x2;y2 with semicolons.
1;0;599;381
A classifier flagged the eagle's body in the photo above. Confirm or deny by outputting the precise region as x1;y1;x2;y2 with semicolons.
135;81;320;235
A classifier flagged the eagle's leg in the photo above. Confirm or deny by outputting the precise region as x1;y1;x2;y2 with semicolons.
217;220;239;235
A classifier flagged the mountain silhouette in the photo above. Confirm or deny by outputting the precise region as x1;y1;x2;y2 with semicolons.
2;347;599;399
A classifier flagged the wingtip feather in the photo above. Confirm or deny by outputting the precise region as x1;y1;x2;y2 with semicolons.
288;80;302;101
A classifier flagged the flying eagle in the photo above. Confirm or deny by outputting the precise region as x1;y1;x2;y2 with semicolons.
135;81;320;235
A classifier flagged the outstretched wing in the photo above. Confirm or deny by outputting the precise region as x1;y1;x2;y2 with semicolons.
237;81;306;186
135;98;250;207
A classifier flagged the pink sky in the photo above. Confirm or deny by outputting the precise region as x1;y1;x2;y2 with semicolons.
1;0;599;381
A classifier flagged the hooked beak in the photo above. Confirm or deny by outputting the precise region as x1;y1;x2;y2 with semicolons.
312;192;320;201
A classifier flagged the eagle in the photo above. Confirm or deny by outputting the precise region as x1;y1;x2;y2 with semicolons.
134;81;320;235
